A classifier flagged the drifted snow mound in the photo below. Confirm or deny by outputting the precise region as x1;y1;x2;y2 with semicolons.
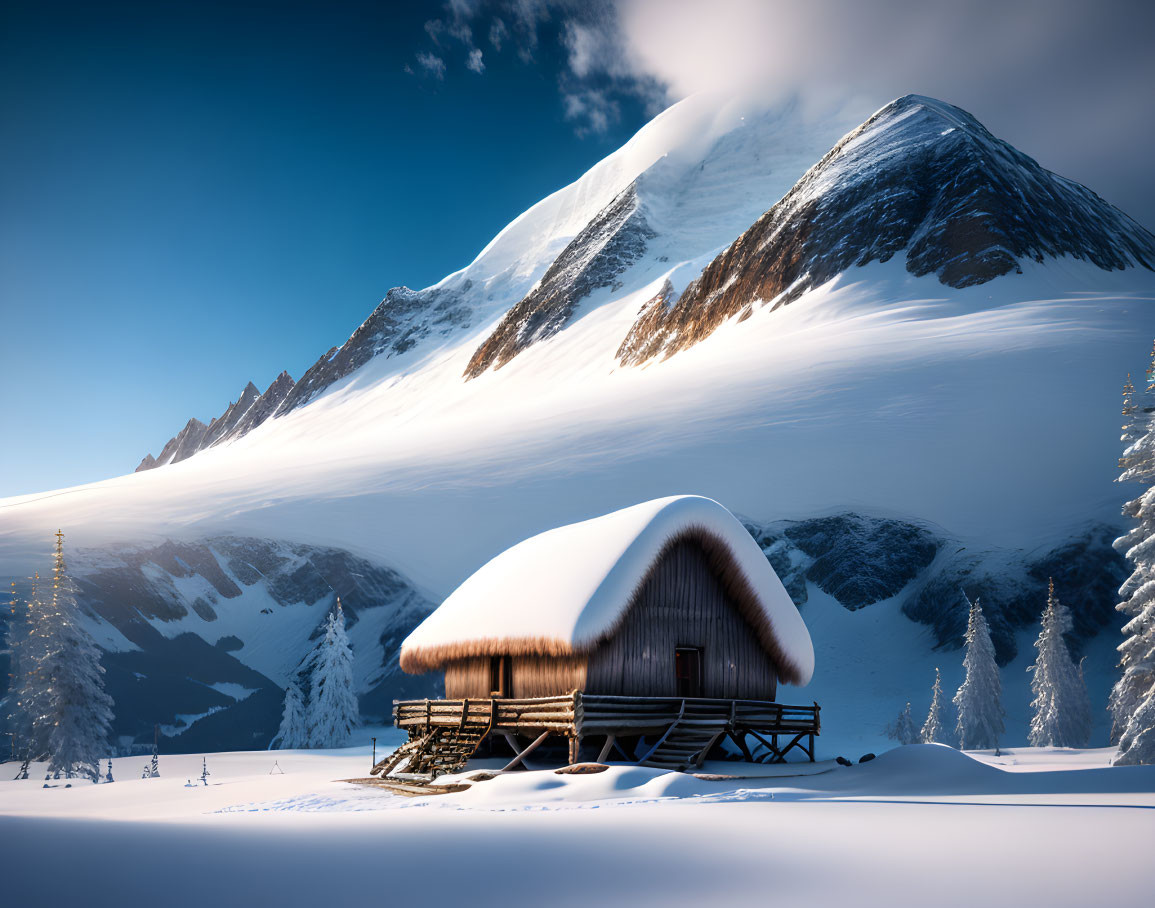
846;743;1001;793
401;495;814;684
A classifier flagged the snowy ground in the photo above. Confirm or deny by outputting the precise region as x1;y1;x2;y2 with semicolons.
1;735;1152;907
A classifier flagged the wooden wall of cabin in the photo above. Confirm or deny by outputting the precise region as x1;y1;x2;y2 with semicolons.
443;655;588;699
584;539;779;700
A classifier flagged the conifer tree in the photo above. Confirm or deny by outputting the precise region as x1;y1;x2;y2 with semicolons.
1029;579;1091;748
921;668;946;744
38;532;115;780
1117;373;1144;475
1111;349;1155;759
271;679;308;750
304;600;359;748
953;595;1005;750
885;702;918;745
5;575;52;761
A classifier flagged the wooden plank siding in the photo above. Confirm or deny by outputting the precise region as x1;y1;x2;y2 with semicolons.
442;539;777;700
586;539;777;700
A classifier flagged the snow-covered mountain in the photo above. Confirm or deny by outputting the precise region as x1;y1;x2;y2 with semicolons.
56;536;438;752
617;94;1155;365
4;92;1155;752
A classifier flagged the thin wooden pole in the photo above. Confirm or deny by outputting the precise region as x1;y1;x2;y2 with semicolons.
500;731;551;772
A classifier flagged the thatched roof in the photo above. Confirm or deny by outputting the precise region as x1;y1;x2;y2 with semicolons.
399;495;815;685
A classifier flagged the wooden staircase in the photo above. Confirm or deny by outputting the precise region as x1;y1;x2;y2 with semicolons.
636;700;729;770
371;724;491;781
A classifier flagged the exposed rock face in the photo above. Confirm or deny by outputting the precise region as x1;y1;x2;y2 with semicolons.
744;513;1126;665
230;370;294;438
279;284;474;413
201;381;261;448
30;536;440;752
135;373;295;472
618;94;1155;366
146;417;208;470
465;184;654;378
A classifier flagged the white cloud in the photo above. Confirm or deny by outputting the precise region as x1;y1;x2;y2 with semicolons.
466;48;485;74
488;18;508;51
416;52;447;80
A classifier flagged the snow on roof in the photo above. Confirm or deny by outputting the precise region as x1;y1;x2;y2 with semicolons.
400;495;814;685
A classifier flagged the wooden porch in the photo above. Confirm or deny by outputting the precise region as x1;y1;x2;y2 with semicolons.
375;692;820;780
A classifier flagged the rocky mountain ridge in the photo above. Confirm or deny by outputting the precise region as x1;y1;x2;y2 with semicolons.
136;371;296;471
615;95;1155;365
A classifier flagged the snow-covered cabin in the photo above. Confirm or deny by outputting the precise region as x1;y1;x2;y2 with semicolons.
400;495;814;702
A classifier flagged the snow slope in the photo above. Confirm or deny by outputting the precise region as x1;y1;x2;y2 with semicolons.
1;743;1152;908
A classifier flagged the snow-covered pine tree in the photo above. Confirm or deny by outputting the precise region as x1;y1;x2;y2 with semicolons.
953;595;1005;750
1117;374;1144;475
271;678;308;749
1110;351;1155;760
1028;579;1091;748
304;600;359;748
38;531;115;780
885;702;918;745
921;668;946;744
5;575;53;761
2;580;33;757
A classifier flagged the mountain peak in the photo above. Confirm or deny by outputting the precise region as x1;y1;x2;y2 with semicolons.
615;94;1155;365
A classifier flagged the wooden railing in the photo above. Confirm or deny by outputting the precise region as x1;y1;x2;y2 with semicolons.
394;693;819;736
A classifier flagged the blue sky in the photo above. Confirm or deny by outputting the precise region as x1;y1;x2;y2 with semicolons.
3;0;1153;496
0;1;651;495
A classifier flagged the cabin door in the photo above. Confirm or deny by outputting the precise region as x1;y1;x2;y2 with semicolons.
490;655;512;697
675;647;703;698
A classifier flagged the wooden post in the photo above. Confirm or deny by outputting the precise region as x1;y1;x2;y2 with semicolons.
568;735;581;765
728;729;754;763
596;735;617;764
500;731;551;772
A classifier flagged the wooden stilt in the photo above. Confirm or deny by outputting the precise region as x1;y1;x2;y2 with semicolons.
596;735;617;764
501;731;551;772
728;729;754;762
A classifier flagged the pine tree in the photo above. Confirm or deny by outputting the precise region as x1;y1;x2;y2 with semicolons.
271;679;308;749
304;600;359;748
953;595;1005;750
2;580;33;757
1110;350;1155;760
5;575;52;761
1118;374;1144;475
38;531;115;780
921;668;946;744
1028;579;1091;748
885;702;918;745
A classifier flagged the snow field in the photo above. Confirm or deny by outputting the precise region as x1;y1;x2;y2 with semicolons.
2;743;1152;907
